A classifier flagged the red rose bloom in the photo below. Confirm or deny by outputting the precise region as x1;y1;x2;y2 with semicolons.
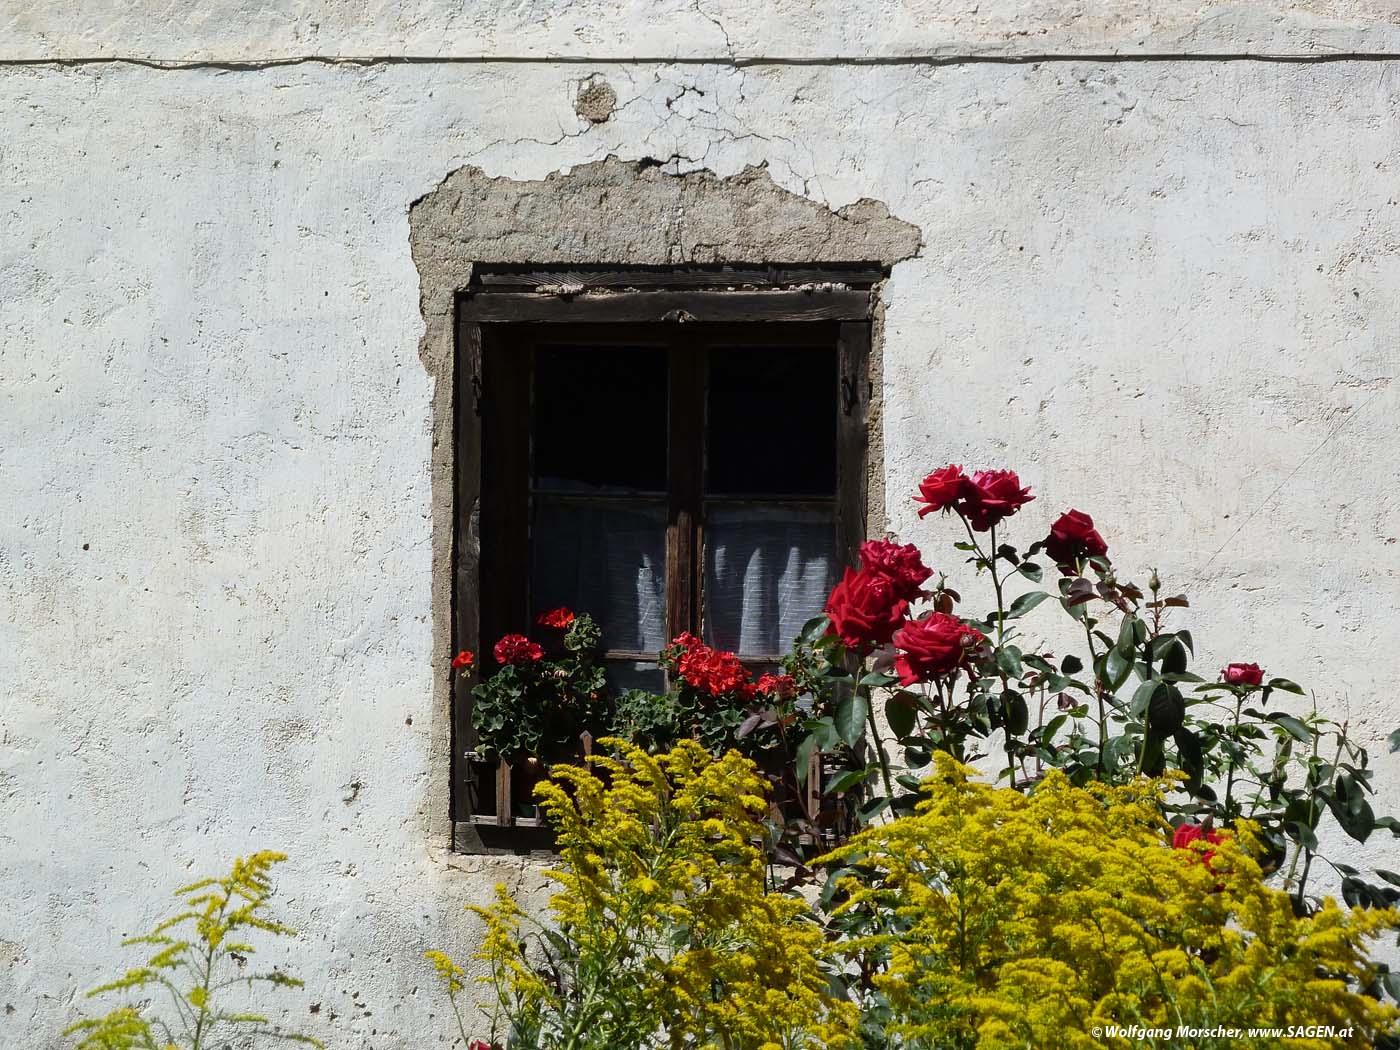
536;607;576;629
755;673;798;700
1172;822;1226;866
914;464;969;517
469;1041;492;1050
860;539;933;601
493;633;544;665
1042;509;1109;573
1221;662;1264;686
892;613;986;685
825;567;910;652
677;641;751;697
450;649;476;671
960;469;1034;532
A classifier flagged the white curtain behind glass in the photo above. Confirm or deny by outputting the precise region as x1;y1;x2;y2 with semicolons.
531;499;668;654
704;505;838;656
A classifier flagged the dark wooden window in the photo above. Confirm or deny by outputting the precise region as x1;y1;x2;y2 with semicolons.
453;267;877;848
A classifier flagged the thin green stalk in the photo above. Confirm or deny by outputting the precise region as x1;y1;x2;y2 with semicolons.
865;686;896;802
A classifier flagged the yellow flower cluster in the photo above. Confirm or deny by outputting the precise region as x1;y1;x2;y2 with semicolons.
64;851;320;1050
820;754;1400;1050
453;739;858;1050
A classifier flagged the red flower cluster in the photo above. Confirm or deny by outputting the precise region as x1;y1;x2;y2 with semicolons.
450;649;475;671
674;636;752;697
914;464;1035;532
494;633;544;665
825;568;910;653
1222;662;1264;686
893;613;986;686
468;1041;492;1050
1043;509;1108;573
755;673;798;700
536;607;576;629
1172;823;1226;867
859;538;933;601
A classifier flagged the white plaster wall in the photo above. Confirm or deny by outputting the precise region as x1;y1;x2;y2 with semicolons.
4;6;1400;1047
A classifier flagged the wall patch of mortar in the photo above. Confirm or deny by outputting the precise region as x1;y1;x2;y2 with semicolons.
408;156;920;849
575;76;618;123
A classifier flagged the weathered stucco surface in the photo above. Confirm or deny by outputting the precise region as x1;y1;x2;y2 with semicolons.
4;3;1400;1046
8;1;1400;59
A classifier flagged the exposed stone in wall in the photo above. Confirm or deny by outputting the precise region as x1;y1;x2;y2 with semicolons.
408;157;920;847
575;76;618;124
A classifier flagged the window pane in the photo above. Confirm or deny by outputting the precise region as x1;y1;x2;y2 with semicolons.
534;346;668;493
706;346;836;495
531;497;667;653
606;661;667;696
703;504;839;657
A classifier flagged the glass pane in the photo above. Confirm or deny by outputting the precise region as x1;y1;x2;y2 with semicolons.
703;504;839;657
531;497;667;654
606;661;667;696
707;346;836;495
534;346;667;493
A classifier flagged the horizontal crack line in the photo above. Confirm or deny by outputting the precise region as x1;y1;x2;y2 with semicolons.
5;50;1400;72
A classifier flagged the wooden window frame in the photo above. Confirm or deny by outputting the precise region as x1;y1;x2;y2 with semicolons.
451;266;879;851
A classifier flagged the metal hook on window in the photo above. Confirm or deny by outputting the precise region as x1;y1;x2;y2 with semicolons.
841;373;858;416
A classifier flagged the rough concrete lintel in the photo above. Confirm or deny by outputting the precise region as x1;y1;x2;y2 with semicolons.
410;157;920;849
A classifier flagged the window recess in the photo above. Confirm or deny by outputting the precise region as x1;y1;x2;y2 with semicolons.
453;266;878;850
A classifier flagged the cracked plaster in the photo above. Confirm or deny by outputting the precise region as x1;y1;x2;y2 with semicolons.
5;18;1400;1050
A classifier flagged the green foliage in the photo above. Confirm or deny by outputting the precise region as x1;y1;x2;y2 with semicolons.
471;613;608;760
429;741;858;1050
792;490;1400;919
64;852;320;1050
439;747;1400;1049
819;754;1400;1049
609;688;681;752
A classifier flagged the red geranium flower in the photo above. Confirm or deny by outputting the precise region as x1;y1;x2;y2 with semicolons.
536;607;576;629
860;538;933;602
825;567;910;653
1042;509;1109;573
1221;662;1264;686
892;613;986;685
755;673;798;700
450;649;476;671
960;469;1034;532
914;464;968;517
677;641;751;697
493;634;544;665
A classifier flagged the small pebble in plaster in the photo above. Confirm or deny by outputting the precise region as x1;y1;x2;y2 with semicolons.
342;779;363;804
575;76;618;124
405;716;412;725
82;543;89;550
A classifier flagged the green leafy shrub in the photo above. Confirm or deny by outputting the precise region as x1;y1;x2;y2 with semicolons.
437;748;1400;1050
820;753;1400;1049
467;611;608;761
64;851;319;1050
428;740;858;1050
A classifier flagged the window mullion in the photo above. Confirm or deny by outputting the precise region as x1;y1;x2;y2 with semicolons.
666;333;705;644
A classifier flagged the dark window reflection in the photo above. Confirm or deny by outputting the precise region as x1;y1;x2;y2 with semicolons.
706;346;836;495
534;346;668;492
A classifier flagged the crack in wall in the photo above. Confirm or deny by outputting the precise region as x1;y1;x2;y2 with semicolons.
11;51;1400;72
